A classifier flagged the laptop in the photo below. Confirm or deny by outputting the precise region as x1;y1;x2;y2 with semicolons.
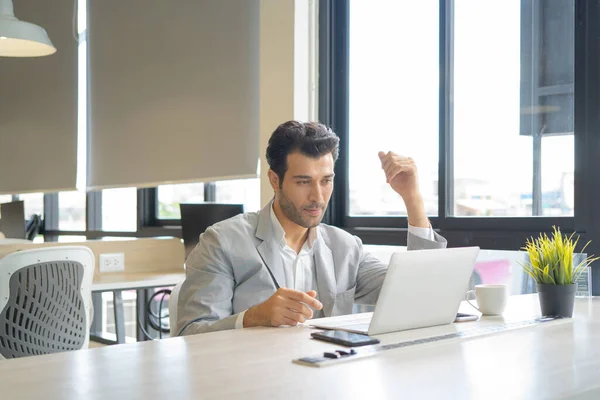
311;247;480;335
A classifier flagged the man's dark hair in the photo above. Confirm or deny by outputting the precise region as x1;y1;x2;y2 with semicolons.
266;121;340;186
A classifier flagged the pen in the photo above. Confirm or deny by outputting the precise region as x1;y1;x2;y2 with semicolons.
256;247;281;289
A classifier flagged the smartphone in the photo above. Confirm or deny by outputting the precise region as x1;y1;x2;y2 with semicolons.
455;313;478;322
310;330;380;347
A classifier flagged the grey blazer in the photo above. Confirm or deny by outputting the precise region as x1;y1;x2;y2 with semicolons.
177;202;447;336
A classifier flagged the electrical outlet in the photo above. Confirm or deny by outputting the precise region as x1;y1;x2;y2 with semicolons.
99;253;125;272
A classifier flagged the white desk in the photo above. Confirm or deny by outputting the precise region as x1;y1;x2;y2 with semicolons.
1;294;599;399
91;271;185;292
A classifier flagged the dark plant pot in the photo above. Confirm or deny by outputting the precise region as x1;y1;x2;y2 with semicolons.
536;283;577;318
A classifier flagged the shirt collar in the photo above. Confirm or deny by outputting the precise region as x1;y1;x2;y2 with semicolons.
270;202;319;250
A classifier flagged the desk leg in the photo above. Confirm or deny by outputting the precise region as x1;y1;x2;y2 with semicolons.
90;292;103;337
113;291;126;344
136;289;153;341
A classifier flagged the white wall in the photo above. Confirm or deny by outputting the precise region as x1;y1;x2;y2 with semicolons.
259;0;318;207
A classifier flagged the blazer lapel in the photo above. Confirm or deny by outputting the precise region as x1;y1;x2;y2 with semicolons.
255;201;285;289
314;238;336;317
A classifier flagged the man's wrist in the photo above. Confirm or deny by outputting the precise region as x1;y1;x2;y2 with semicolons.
401;192;423;208
243;305;264;328
402;192;429;228
243;306;255;328
408;216;430;229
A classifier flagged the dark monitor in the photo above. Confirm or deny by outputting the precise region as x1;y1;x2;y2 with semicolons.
0;201;26;239
180;203;244;259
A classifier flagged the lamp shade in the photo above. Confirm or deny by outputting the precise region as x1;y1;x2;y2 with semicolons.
0;0;55;57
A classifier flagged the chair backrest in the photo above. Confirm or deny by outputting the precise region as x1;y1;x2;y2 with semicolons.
168;281;184;337
0;246;94;359
180;203;244;259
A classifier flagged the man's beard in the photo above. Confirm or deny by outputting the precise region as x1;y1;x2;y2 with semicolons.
278;190;327;228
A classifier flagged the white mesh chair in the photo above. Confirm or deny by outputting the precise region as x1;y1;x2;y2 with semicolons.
168;281;184;337
0;246;94;359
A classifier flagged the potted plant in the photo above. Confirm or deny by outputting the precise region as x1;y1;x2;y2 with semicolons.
520;226;598;317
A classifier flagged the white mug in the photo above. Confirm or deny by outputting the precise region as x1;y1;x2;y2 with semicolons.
466;284;508;316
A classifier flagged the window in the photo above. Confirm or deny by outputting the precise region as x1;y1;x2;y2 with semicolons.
215;178;261;213
322;0;595;241
157;183;204;219
18;193;44;219
348;0;439;216
327;0;578;225
452;0;574;217
102;188;137;231
59;191;87;231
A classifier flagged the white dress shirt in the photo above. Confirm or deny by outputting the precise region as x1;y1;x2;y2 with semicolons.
234;206;434;328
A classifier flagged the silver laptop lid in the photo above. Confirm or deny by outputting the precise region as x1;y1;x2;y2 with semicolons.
368;246;480;335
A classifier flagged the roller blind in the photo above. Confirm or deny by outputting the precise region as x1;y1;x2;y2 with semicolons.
87;0;260;189
0;0;77;194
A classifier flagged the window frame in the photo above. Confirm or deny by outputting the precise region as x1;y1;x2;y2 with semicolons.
42;189;167;240
43;184;220;240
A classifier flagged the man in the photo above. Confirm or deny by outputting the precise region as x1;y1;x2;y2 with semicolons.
176;121;446;335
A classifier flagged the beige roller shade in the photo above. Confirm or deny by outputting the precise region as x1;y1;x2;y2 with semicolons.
0;0;77;194
87;0;260;189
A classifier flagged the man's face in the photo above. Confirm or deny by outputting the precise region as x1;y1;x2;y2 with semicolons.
270;152;335;228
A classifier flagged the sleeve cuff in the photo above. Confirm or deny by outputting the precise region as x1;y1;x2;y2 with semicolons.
408;223;435;241
235;310;247;329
